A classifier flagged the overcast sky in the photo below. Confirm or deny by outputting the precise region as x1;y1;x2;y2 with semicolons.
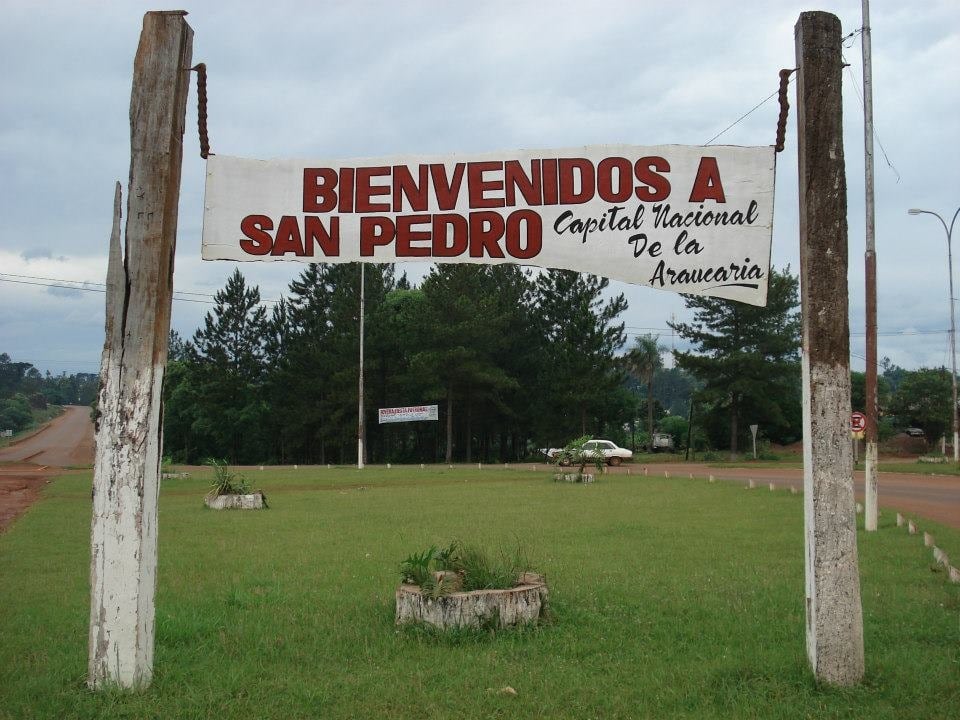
1;0;957;376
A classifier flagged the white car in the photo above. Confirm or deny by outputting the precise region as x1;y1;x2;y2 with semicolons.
546;439;633;466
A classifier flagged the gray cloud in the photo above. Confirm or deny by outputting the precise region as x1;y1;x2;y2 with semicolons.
1;0;958;374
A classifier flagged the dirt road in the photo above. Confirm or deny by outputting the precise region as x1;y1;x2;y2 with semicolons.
624;462;959;529
0;409;956;533
0;405;94;532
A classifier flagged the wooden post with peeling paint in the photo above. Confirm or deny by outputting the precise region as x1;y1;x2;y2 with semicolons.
88;11;193;690
795;11;865;686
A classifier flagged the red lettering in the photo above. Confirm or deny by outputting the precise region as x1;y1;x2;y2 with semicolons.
432;214;468;256
688;157;726;203
634;157;671;202
505;210;542;259
360;216;395;256
396;215;431;257
272;215;304;255
239;215;273;255
338;168;355;213
558;158;595;204
468;212;505;258
304;216;340;257
467;161;505;209
302;169;337;212
504;160;542;206
393;165;429;212
542;159;559;205
431;163;466;211
356;166;391;212
597;157;633;203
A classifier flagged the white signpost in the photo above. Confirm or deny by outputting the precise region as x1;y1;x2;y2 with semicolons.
378;404;439;424
202;145;775;306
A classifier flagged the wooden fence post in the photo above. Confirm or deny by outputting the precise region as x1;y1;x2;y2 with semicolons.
795;10;865;686
88;11;193;690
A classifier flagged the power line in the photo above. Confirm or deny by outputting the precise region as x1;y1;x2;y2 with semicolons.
0;277;214;304
0;273;280;305
3;273;953;340
842;51;901;183
704;83;785;146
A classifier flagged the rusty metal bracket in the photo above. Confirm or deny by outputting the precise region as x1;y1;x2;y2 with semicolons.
186;63;212;159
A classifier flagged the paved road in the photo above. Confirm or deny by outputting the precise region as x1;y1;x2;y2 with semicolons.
0;406;94;532
619;462;960;529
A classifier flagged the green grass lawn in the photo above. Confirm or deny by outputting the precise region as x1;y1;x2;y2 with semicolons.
1;466;958;719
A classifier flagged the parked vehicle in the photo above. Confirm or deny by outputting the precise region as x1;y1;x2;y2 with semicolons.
541;439;633;466
650;432;676;452
904;427;925;438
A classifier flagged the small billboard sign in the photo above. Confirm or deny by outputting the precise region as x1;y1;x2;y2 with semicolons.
378;405;439;424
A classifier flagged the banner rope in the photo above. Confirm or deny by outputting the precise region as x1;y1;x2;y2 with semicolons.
774;68;797;153
186;63;212;159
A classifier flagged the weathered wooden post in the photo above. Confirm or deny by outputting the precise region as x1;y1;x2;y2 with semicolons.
88;11;193;689
795;11;865;685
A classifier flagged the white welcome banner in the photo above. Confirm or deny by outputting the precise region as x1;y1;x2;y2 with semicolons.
202;144;775;305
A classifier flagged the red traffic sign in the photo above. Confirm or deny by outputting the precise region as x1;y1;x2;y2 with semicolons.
851;412;866;433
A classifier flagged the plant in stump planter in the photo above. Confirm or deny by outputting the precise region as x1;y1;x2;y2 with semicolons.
552;435;605;482
395;541;548;630
203;459;267;510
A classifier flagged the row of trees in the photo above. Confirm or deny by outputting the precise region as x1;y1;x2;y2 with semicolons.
0;352;98;432
163;264;632;465
160;261;954;465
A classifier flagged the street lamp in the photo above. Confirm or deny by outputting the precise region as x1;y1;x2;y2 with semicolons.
909;207;960;462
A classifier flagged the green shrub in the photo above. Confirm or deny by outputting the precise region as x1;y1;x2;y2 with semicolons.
399;540;533;595
206;459;250;496
552;435;606;478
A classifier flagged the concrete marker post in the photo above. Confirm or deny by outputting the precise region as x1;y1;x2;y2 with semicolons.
796;10;865;686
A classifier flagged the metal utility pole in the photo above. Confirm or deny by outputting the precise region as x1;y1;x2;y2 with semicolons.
358;263;366;469
909;207;960;462
862;0;879;531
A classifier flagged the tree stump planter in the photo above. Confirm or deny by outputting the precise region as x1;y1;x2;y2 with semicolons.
553;472;595;483
204;491;266;510
395;573;548;630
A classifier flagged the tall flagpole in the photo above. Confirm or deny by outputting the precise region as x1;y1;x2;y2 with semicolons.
358;263;366;469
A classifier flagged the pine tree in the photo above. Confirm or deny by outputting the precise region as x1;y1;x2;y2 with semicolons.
533;270;627;439
670;267;801;455
413;265;519;463
187;269;269;463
